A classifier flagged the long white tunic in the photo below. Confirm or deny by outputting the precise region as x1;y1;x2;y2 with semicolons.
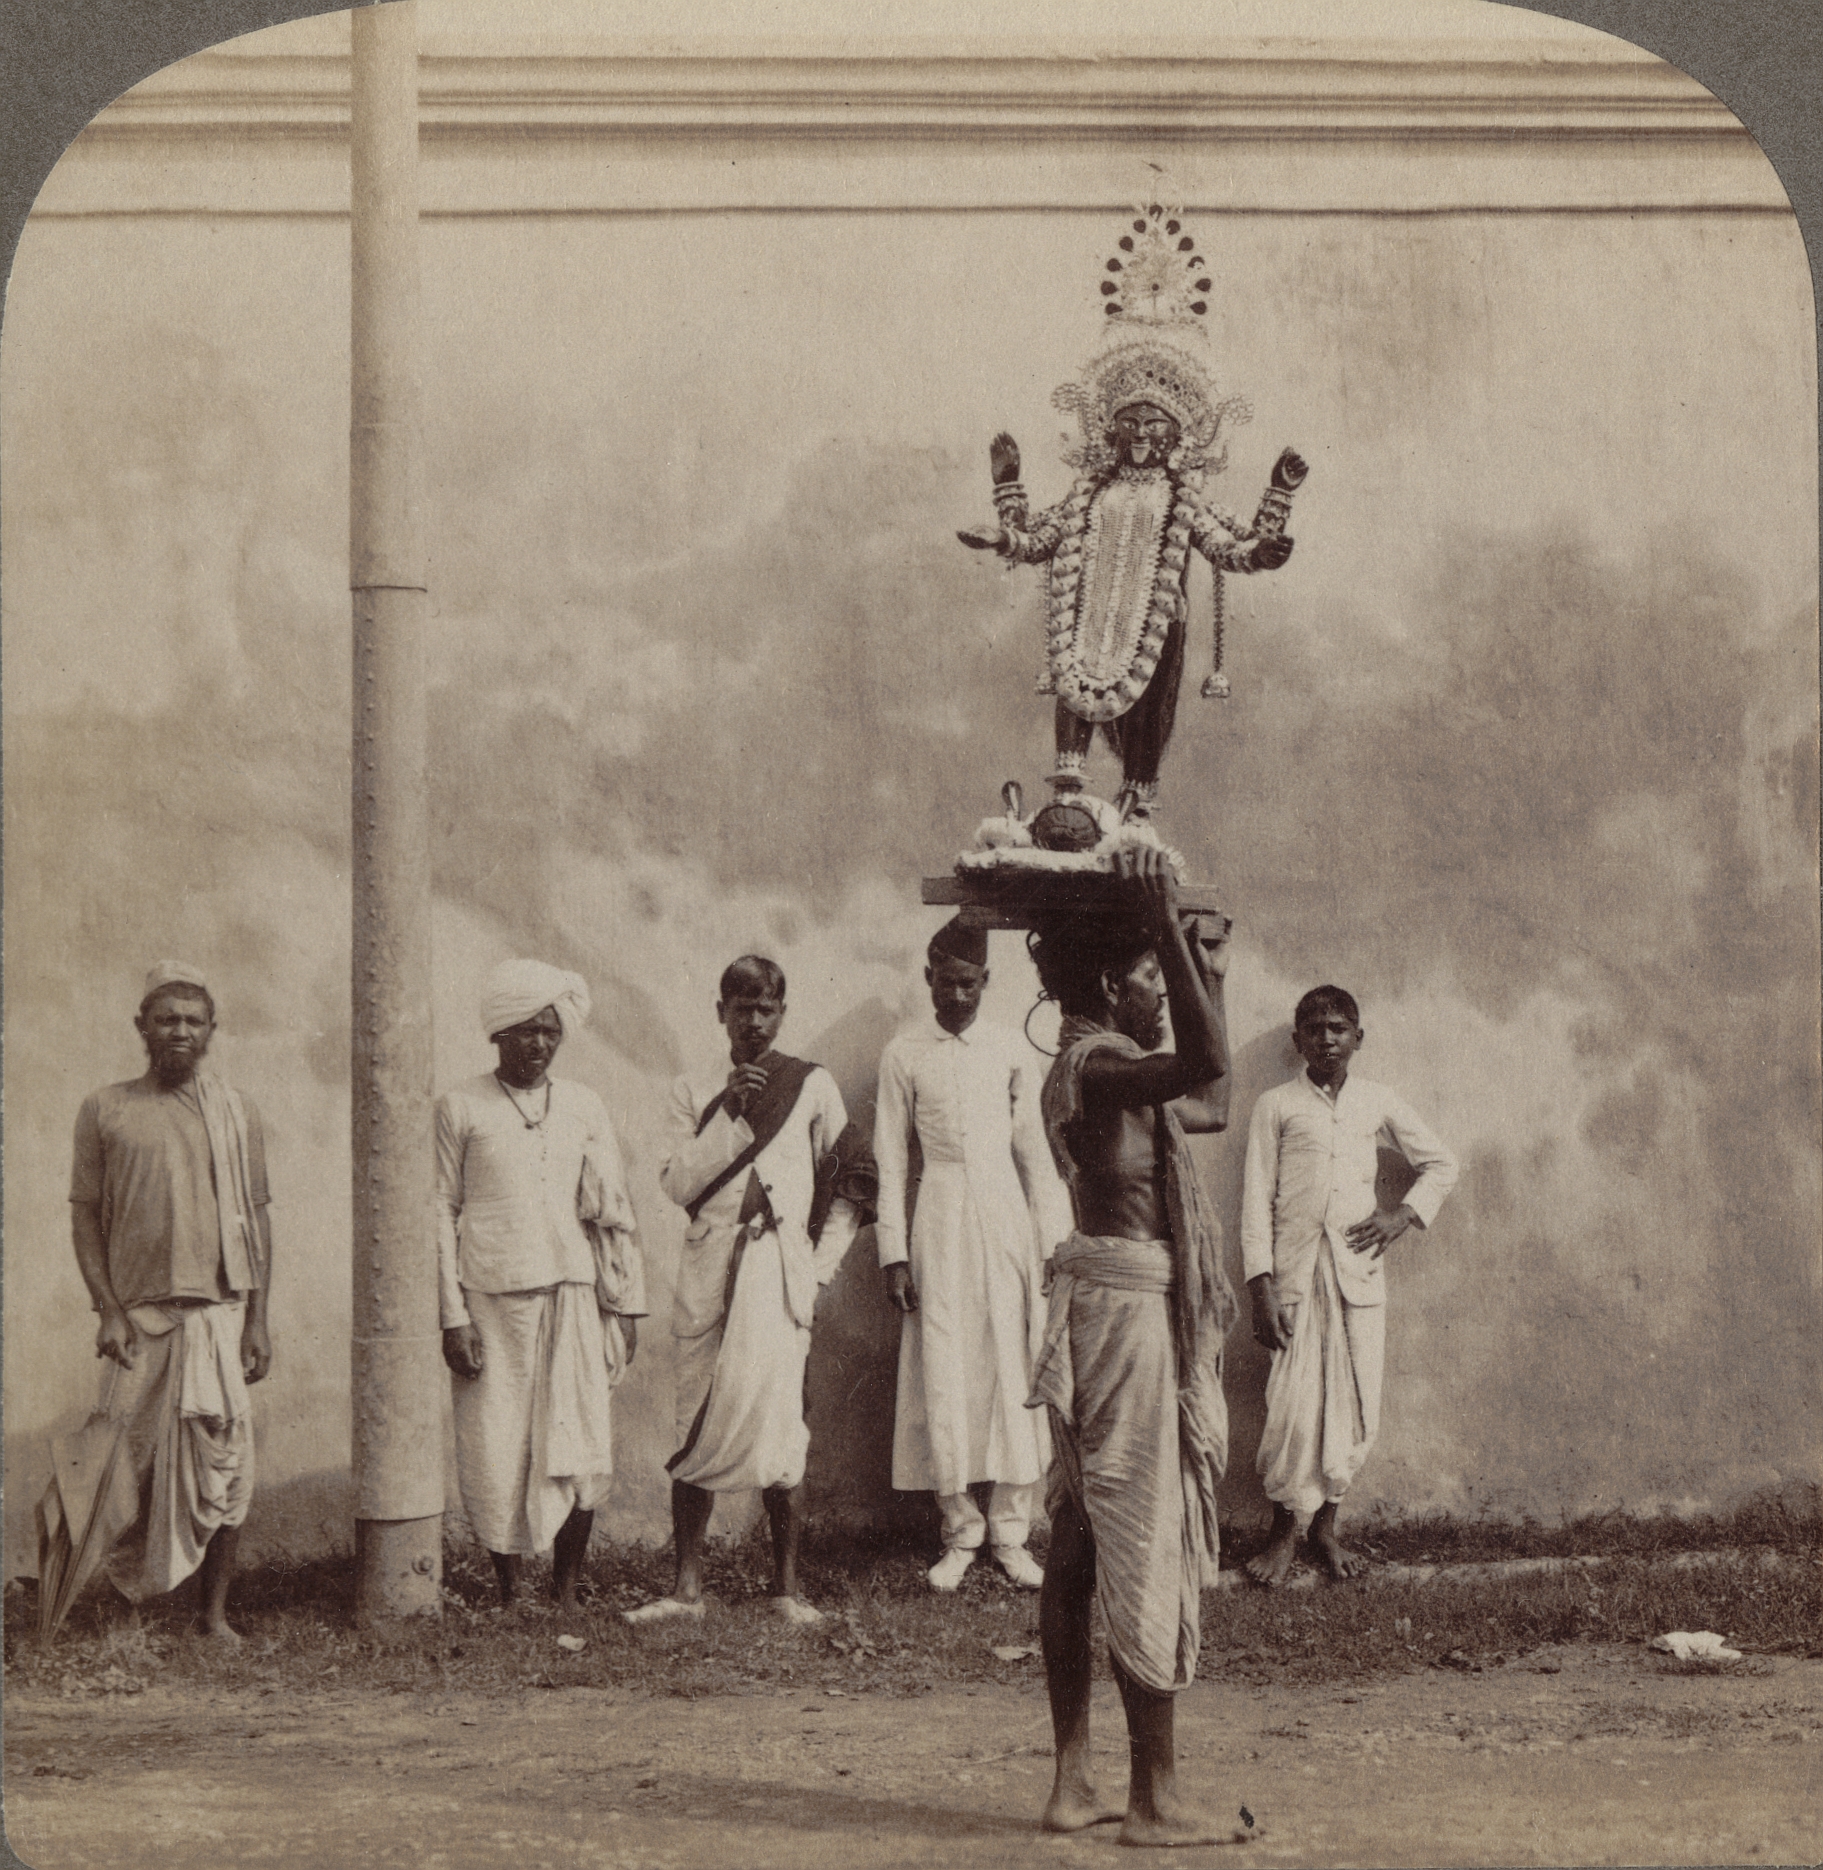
436;1075;641;1324
874;1017;1074;1495
434;1074;645;1553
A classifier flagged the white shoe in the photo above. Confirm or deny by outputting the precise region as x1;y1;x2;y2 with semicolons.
771;1595;824;1626
994;1545;1045;1590
621;1596;705;1627
928;1546;977;1592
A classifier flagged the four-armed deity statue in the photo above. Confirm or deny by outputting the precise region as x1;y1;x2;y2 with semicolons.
958;202;1306;826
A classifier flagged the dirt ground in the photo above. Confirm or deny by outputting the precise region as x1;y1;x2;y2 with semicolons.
6;1643;1820;1869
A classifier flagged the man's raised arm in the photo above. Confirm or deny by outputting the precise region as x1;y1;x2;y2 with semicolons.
1081;849;1227;1110
1170;919;1233;1135
656;1073;754;1213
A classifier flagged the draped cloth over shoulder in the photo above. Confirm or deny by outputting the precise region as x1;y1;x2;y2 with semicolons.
192;1071;264;1293
578;1118;647;1398
1031;1015;1235;1694
662;1059;870;1495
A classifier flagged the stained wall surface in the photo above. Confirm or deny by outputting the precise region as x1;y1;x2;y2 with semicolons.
3;1;1817;1576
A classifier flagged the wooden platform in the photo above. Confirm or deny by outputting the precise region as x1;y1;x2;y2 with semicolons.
922;872;1226;932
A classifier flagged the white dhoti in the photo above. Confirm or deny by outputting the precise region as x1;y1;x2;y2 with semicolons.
1256;1239;1385;1519
454;1283;625;1555
1030;1235;1226;1696
103;1299;254;1602
668;1222;811;1495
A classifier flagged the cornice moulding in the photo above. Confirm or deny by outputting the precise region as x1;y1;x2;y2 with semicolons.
84;42;1738;134
30;38;1789;219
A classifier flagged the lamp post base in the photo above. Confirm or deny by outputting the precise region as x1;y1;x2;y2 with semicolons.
354;1515;442;1627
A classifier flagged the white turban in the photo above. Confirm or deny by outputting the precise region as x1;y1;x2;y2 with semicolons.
142;960;211;1004
481;959;590;1041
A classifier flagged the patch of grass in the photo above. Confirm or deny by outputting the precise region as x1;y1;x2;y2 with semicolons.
1203;1548;1823;1685
4;1516;1051;1703
9;1512;1820;1702
1294;1497;1820;1569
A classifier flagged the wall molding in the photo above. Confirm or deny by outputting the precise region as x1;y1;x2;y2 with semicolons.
30;36;1791;219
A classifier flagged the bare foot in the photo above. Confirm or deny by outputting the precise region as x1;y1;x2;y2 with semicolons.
1041;1778;1124;1833
199;1622;243;1648
1243;1529;1298;1589
1309;1525;1365;1580
553;1589;582;1617
621;1596;704;1627
1307;1503;1365;1580
1118;1794;1239;1848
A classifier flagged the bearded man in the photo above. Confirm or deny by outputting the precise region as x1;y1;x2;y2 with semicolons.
438;960;645;1611
59;962;273;1640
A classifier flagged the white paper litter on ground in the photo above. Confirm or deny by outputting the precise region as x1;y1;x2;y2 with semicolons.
1649;1630;1741;1660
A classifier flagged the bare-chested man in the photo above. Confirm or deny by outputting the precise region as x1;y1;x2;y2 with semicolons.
1027;850;1240;1846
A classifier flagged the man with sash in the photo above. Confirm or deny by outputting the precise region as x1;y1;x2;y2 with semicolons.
1026;851;1239;1847
625;955;875;1628
56;962;274;1641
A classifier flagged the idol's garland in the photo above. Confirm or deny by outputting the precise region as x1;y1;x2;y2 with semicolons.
992;465;1294;721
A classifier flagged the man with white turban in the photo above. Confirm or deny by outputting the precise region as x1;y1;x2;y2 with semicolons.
438;959;646;1610
54;963;273;1640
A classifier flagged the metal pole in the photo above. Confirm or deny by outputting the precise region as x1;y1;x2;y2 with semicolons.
349;0;440;1625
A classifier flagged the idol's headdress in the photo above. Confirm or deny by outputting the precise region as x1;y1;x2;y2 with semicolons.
1052;202;1252;476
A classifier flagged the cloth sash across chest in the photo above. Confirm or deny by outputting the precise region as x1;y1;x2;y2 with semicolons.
686;1053;818;1226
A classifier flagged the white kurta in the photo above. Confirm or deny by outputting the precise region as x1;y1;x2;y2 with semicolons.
1239;1068;1459;1308
435;1074;645;1554
659;1061;860;1494
874;1018;1073;1495
1240;1068;1457;1515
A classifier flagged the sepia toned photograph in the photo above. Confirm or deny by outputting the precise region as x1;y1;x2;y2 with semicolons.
2;1;1817;1864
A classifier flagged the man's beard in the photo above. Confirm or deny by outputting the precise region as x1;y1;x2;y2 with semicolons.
147;1037;209;1081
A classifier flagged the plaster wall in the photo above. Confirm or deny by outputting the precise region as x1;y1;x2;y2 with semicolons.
3;2;1816;1577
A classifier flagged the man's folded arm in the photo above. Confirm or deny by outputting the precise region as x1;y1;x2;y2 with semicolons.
657;1077;754;1211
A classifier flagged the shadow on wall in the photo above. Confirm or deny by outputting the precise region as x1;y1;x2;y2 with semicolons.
1202;1024;1295;1532
7;390;1816;1556
805;998;933;1536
